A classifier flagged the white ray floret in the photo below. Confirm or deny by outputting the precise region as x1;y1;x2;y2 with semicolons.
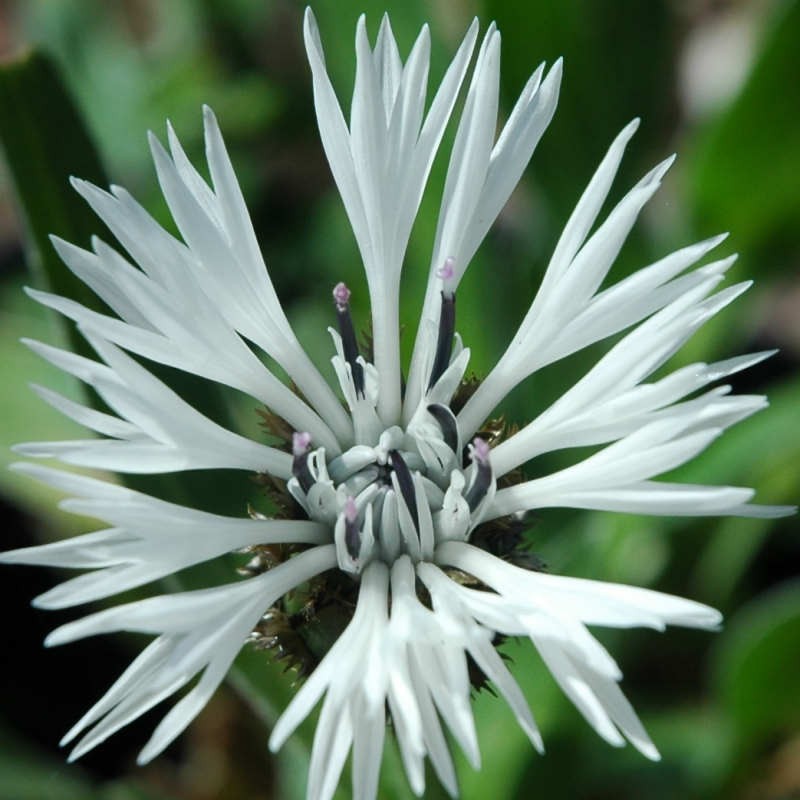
404;31;563;420
0;463;328;609
490;285;777;475
48;545;336;765
37;113;347;452
304;8;479;423
15;335;292;477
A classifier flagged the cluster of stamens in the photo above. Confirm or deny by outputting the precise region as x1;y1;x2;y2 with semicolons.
286;265;496;575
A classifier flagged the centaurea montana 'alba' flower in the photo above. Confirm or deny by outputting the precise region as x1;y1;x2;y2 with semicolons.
2;9;794;800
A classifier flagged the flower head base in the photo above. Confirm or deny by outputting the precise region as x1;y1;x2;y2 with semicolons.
1;7;794;800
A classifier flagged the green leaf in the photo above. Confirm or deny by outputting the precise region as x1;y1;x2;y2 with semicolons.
679;377;800;603
0;276;87;524
689;0;800;271
0;49;108;349
712;582;800;745
0;51;108;262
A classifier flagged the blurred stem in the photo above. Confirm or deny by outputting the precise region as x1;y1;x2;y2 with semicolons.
0;49;109;359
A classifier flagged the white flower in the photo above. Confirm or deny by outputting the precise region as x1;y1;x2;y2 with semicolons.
2;8;794;800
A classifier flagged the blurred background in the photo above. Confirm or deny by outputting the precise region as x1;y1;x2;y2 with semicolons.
0;1;798;799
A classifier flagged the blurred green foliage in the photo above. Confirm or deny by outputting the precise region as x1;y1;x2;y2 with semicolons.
0;1;797;799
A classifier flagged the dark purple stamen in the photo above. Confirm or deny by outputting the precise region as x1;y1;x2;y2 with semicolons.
427;403;459;454
464;437;492;512
333;282;365;397
390;450;419;530
291;431;315;493
343;496;361;560
427;290;456;392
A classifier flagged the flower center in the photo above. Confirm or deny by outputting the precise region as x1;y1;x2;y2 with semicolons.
281;276;495;574
289;425;494;573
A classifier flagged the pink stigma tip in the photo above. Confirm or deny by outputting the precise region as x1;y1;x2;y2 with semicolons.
292;431;312;457
344;496;358;523
436;256;455;281
471;437;490;465
333;282;351;307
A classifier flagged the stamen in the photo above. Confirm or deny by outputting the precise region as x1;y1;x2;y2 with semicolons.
427;403;459;453
470;437;490;466
464;437;492;512
332;281;351;309
436;256;456;287
332;281;365;397
427;258;457;391
292;431;312;457
291;431;315;493
343;496;361;560
389;450;419;530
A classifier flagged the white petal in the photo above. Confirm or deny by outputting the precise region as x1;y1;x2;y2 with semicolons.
20;334;293;478
269;560;389;751
46;545;336;647
2;465;328;608
351;695;386;800
543;118;641;292
55;545;335;762
436;542;722;630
